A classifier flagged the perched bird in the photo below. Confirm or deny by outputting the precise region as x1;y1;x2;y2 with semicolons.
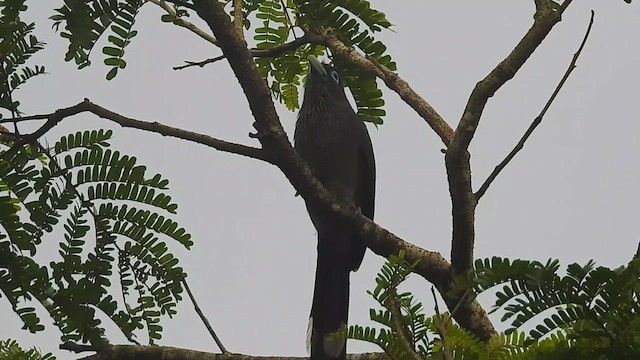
295;56;376;360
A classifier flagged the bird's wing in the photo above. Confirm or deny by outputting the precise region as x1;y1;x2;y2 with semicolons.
348;126;376;272
358;129;376;221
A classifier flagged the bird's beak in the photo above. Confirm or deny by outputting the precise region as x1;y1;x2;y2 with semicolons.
307;56;327;76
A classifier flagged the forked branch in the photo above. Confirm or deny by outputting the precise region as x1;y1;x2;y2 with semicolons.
476;10;596;200
446;3;575;277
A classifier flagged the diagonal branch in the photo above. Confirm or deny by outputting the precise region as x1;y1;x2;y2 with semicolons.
316;33;454;145
0;99;269;163
386;293;423;360
476;10;595;201
446;4;574;277
181;278;228;353
190;0;496;342
150;0;218;45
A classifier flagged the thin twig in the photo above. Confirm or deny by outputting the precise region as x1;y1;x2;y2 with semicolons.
173;35;316;71
475;10;595;200
448;288;471;320
560;0;574;12
182;278;228;353
0;113;48;122
173;55;226;70
430;287;453;360
386;294;422;360
150;0;218;45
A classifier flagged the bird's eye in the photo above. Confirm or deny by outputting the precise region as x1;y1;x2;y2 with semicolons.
330;70;340;83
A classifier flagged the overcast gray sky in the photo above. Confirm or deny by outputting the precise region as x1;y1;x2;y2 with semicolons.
1;1;639;359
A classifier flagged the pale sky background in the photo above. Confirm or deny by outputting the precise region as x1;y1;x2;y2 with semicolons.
1;1;639;359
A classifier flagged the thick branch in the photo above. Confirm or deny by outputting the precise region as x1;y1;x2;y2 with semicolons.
191;0;495;340
65;344;385;360
188;0;451;289
233;0;244;39
446;4;572;276
476;10;595;200
0;99;269;163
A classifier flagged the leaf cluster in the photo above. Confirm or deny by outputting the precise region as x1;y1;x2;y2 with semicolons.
0;0;46;115
0;129;192;346
0;4;191;347
470;257;640;358
247;0;395;123
51;0;143;80
352;254;640;359
49;0;396;124
0;339;55;360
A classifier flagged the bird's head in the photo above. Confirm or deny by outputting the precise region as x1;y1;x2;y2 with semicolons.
302;56;350;109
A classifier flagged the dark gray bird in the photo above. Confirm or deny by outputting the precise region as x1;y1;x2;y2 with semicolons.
295;56;376;360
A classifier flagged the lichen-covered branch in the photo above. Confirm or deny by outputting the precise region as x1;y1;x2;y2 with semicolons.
446;4;573;276
64;343;385;360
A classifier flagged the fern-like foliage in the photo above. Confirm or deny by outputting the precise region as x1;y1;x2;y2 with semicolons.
350;252;535;360
295;0;394;124
0;339;56;360
51;0;144;79
0;129;192;345
352;254;640;359
0;0;46;114
470;256;640;357
248;0;395;123
349;252;431;359
50;1;395;122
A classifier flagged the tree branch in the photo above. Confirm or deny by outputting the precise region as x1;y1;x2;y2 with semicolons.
190;0;496;342
430;288;453;360
182;278;228;353
67;344;386;360
150;0;218;46
0;99;270;164
315;33;454;145
446;3;573;276
387;294;422;360
174;34;318;71
476;10;595;201
233;0;244;39
174;55;226;70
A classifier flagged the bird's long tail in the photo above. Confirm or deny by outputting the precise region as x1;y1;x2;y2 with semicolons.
308;228;351;360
